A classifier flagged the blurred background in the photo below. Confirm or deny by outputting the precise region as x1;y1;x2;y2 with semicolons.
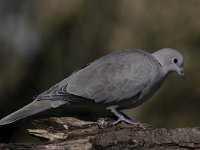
0;0;199;143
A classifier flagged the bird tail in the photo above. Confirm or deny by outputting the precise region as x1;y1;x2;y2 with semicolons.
0;100;67;125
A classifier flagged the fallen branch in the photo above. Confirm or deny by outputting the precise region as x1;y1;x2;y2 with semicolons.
0;117;200;150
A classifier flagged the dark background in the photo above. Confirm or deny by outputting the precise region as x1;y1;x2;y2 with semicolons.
0;0;199;143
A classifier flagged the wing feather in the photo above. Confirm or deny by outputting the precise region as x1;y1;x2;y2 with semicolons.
36;49;159;105
66;49;157;103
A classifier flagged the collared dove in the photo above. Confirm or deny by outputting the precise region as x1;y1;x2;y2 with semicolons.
0;48;184;125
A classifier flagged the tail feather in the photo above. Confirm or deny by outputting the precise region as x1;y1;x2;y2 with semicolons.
0;100;67;125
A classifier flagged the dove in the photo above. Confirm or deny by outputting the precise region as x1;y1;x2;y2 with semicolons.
0;48;184;125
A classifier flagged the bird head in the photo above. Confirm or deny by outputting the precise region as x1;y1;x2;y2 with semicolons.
152;48;185;79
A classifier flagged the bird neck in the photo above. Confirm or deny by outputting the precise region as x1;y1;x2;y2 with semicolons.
152;51;170;75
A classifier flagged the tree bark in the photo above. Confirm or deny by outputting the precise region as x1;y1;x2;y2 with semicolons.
0;117;200;150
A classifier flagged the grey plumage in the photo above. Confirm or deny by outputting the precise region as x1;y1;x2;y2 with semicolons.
0;100;67;125
0;48;184;125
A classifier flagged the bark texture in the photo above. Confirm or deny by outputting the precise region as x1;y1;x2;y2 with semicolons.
0;117;200;150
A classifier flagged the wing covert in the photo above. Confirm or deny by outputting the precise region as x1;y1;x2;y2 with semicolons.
36;49;160;104
66;49;157;103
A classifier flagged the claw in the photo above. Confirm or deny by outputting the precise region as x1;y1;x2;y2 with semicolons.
110;119;121;125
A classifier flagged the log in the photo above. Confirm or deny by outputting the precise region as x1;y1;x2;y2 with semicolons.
0;117;200;150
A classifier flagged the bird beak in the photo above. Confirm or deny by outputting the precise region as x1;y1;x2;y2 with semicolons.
178;67;185;80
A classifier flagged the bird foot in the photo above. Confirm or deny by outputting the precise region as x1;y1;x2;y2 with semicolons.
110;113;138;125
106;106;139;126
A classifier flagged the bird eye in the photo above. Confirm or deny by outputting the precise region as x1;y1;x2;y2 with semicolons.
173;58;178;64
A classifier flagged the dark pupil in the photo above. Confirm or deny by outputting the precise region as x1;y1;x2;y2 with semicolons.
174;58;178;63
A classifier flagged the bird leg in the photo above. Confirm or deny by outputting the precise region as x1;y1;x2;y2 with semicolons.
106;106;138;125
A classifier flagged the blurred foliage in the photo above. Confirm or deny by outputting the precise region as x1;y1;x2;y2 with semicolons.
0;0;200;142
